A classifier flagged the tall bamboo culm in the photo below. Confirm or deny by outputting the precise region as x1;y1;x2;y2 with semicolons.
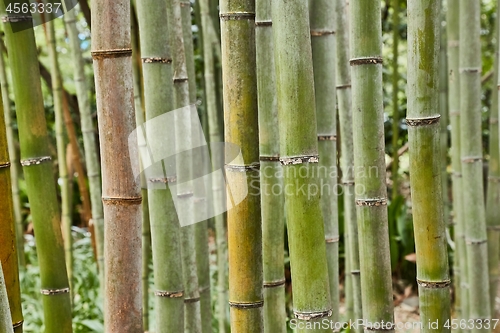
135;0;183;331
91;0;143;330
310;1;339;324
180;2;213;331
63;3;105;286
273;0;332;331
350;0;394;331
1;2;73;331
446;0;468;324
486;0;500;316
0;264;14;333
407;1;451;332
391;0;400;200
0;37;24;268
0;62;22;333
255;0;286;330
220;0;264;331
47;19;73;290
334;0;362;329
459;1;491;330
200;0;228;331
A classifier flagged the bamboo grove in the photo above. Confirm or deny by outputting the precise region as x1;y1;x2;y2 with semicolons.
0;0;500;332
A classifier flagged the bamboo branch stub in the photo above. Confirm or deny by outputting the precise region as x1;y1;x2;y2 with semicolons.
40;288;70;295
20;156;51;166
294;310;333;321
90;48;132;60
228;301;264;309
349;57;383;66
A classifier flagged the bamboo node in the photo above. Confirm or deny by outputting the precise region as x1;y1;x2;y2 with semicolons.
255;20;272;27
12;320;23;329
102;196;142;205
294;309;332;321
155;290;184;298
405;115;440;127
91;48;132;60
177;192;194;198
229;301;264;309
219;12;256;20
310;29;335;37
459;67;481;73
336;84;351;90
148;176;177;183
225;163;260;172
280;155;319;166
487;225;500;230
325;236;340;243
349;57;383;66
1;15;32;23
0;161;11;168
184;297;200;304
260;155;280;162
263;279;286;288
40;287;70;295
465;238;487;245
461;156;483;164
490;118;499;125
355;198;387;207
142;57;172;64
173;77;189;83
20;156;51;166
416;279;451;289
199;285;210;294
351;270;360;275
342;180;355;186
318;135;337;141
488;176;500;183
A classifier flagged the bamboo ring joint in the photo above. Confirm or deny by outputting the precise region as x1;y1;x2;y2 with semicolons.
12;320;24;329
490;118;499;125
220;12;256;20
488;176;500;183
263;279;286;288
1;15;32;23
177;192;194;199
318;135;337;141
325;236;340;244
20;156;51;166
0;161;10;168
149;176;177;183
260;155;280;162
142;57;172;64
465;239;487;245
41;287;70;295
280;155;319;166
229;300;264;309
416;279;451;289
255;20;272;27
102;196;142;205
310;29;335;37
91;48;132;60
349;57;383;66
294;309;332;321
155;290;184;298
461;156;482;164
173;77;189;83
406;115;440;127
355;198;387;207
342;180;355;186
336;84;351;89
184;297;200;304
225;163;260;172
459;67;481;73
351;270;361;275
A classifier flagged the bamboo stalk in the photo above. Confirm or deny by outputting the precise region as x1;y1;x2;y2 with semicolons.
459;1;491;330
2;3;73;332
0;57;23;333
272;0;332;331
62;3;105;286
446;0;468;324
134;0;184;331
407;1;451;332
486;0;500;316
391;0;400;200
91;0;143;330
0;35;24;269
255;0;286;331
220;0;264;331
200;0;228;331
334;0;362;329
309;0;339;324
350;0;394;331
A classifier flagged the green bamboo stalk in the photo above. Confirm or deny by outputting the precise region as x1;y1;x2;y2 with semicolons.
0;36;24;269
486;0;500;316
91;0;143;330
255;0;286;331
407;1;451;332
309;1;339;324
272;0;332;332
334;0;362;329
63;4;105;284
46;19;73;291
180;2;213;332
446;0;468;324
459;0;491;331
1;3;73;332
167;0;203;331
220;0;264;331
0;264;14;333
391;0;400;201
350;0;394;331
0;59;23;333
199;0;228;331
